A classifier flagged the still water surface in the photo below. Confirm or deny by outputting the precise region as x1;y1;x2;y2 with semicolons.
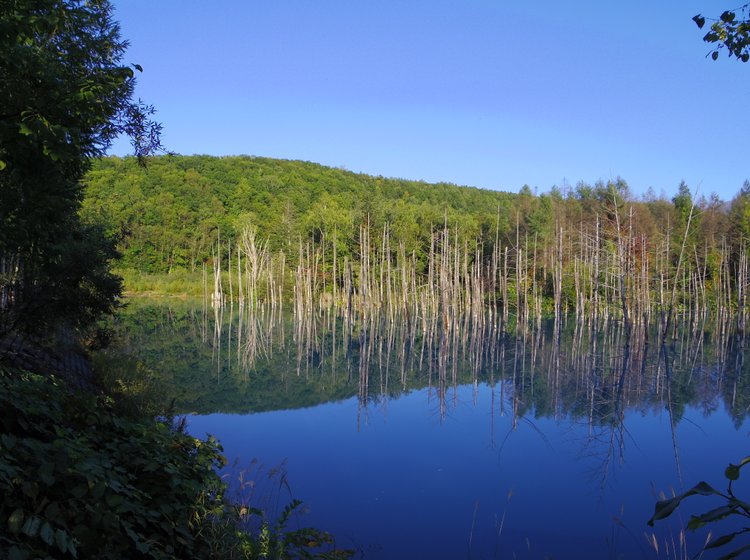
107;301;750;559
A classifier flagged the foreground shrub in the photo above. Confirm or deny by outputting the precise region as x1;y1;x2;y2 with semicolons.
648;455;750;559
0;370;352;559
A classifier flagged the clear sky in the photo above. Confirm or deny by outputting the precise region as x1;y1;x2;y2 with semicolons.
109;1;748;201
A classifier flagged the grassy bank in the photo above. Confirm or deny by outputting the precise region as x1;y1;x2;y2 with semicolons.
117;268;205;298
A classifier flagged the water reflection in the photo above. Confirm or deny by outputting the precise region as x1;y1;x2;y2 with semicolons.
103;300;750;558
108;300;749;445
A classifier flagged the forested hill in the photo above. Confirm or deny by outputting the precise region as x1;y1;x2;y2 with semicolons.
83;155;750;320
83;155;519;273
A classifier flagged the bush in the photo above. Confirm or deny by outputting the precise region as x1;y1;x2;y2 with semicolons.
648;455;750;559
0;369;228;558
0;369;352;559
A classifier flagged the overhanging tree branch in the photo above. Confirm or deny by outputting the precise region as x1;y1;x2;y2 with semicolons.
694;4;750;62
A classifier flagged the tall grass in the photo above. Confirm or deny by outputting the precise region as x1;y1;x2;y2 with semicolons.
117;268;204;297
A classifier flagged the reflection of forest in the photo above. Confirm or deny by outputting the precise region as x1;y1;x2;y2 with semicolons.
101;300;749;427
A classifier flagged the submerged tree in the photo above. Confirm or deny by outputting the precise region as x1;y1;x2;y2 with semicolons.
0;0;163;335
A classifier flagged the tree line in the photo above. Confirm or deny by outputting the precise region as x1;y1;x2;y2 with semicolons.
83;155;750;327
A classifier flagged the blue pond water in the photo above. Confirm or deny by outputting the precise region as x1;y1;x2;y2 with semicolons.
106;301;750;559
189;386;749;559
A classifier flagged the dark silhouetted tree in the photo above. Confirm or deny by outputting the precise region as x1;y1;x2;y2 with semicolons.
0;0;162;335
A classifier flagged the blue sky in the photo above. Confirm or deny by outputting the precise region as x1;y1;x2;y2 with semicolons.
110;1;748;201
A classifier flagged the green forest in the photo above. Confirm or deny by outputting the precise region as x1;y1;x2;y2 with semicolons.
83;155;749;275
82;155;518;273
83;155;750;330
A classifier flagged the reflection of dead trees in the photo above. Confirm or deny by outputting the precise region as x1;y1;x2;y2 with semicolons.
600;338;629;487
570;311;744;486
573;330;630;489
574;321;652;486
204;297;283;382
660;342;684;486
238;307;272;376
211;301;223;382
330;298;511;424
196;273;746;456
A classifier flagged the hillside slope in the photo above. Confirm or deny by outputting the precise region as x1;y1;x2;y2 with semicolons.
83;155;517;273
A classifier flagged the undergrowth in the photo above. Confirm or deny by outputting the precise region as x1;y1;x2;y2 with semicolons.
0;369;353;559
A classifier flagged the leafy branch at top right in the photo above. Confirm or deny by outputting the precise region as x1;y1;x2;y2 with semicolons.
693;4;750;62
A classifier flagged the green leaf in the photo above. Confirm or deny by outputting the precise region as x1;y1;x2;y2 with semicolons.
39;461;56;485
71;484;87;499
712;51;720;60
68;537;78;559
8;508;24;533
18;123;33;136
44;502;61;520
648;496;682;526
693;15;706;29
91;480;106;500
0;160;6;170
720;11;736;23
40;521;55;546
21;515;41;537
726;464;741;480
717;543;750;560
706;531;740;549
8;547;26;560
55;528;69;553
648;482;721;526
22;481;39;499
705;32;720;42
687;481;720;496
686;504;738;530
106;493;124;507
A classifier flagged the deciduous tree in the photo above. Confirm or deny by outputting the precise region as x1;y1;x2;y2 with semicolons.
693;4;750;62
0;0;162;334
